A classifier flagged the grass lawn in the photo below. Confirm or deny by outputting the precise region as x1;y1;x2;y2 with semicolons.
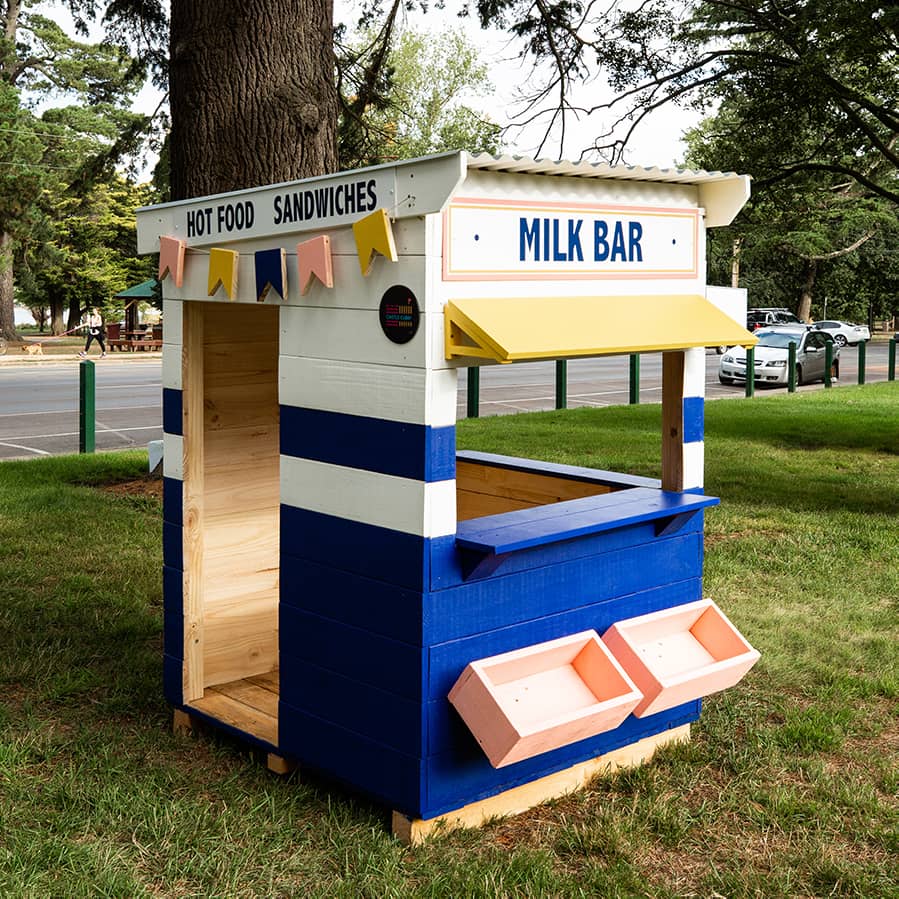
1;383;896;897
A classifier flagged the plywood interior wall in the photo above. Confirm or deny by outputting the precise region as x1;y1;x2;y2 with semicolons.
456;460;613;522
200;302;280;688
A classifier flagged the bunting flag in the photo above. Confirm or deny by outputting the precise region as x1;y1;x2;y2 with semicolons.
297;235;334;295
353;208;398;276
255;248;287;301
208;248;239;299
158;236;186;288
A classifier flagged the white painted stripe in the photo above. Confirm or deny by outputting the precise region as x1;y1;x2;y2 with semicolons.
163;298;183;345
279;306;454;369
0;441;51;456
279;357;457;427
0;425;162;440
683;346;706;399
162;346;182;390
0;405;159;418
280;454;456;538
682;440;704;490
163;432;184;480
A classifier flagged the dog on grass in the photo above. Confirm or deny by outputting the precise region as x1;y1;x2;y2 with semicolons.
22;343;43;356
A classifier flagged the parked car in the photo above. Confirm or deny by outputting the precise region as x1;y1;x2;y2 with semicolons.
809;320;870;347
746;308;805;330
719;326;840;386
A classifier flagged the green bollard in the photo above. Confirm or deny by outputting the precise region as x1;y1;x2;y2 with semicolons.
889;338;896;382
629;354;640;404
824;342;833;388
555;359;567;409
466;367;480;418
79;359;95;453
857;339;866;385
744;346;755;397
788;341;797;393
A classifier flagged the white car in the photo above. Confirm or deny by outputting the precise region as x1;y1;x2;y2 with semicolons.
810;320;871;347
719;327;840;386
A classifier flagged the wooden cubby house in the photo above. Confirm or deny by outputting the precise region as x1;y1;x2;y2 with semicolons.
137;151;759;843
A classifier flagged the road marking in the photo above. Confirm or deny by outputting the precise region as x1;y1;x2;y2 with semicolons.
0;425;162;440
0;441;52;456
0;404;161;418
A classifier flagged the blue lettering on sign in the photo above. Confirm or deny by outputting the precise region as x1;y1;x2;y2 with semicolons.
519;218;540;260
594;220;609;261
568;219;584;261
520;216;643;264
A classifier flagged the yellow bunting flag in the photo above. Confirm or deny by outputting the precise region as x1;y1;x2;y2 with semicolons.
208;248;239;299
353;208;398;277
297;235;334;295
158;236;186;288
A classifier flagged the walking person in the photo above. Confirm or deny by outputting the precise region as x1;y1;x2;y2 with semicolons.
79;308;107;358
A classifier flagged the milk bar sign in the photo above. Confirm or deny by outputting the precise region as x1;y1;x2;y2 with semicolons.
443;198;699;280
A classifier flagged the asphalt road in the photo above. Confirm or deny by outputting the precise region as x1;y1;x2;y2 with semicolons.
0;359;163;460
0;343;893;460
457;341;894;417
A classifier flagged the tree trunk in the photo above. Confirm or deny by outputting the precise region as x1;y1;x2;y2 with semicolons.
169;0;339;201
67;296;82;337
0;230;19;341
49;294;65;336
731;238;742;289
798;259;817;323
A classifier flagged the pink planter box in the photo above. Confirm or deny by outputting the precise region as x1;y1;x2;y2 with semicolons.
602;599;760;718
448;631;644;768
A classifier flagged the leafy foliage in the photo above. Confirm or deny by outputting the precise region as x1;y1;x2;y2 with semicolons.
337;23;501;169
685;91;899;323
17;176;156;324
0;2;152;337
461;1;898;201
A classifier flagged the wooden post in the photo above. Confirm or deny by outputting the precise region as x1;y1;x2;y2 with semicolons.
661;351;685;492
182;302;205;702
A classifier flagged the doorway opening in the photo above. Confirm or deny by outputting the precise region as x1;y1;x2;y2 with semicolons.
180;301;281;744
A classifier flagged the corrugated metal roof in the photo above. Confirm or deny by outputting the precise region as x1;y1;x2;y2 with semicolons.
466;152;744;187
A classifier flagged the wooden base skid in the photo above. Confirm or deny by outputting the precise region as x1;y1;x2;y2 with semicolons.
391;724;689;845
172;709;297;776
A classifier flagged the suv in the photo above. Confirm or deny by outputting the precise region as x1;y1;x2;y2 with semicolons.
747;308;805;330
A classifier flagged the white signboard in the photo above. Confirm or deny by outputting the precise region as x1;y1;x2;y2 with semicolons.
443;198;699;281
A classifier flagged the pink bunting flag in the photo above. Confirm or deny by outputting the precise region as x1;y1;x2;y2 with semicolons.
297;235;334;296
158;236;186;288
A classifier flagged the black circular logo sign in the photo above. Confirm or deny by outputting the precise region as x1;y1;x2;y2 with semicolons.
379;285;420;344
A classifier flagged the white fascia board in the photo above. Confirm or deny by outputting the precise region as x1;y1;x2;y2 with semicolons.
135;152;467;254
698;175;751;227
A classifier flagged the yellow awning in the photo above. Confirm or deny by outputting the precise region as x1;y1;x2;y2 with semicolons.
445;294;758;363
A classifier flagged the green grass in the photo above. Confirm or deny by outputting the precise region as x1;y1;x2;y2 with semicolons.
1;384;897;897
